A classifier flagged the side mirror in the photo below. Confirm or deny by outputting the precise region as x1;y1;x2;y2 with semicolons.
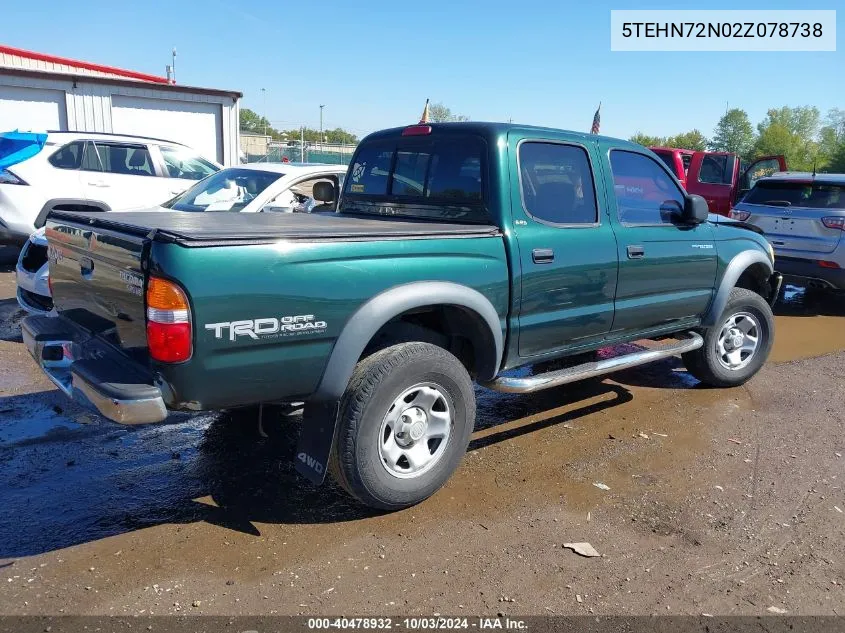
313;181;336;203
683;194;709;225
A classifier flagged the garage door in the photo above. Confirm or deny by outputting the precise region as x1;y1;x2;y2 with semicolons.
0;85;67;131
111;95;222;163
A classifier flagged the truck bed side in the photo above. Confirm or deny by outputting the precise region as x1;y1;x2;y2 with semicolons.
153;235;510;409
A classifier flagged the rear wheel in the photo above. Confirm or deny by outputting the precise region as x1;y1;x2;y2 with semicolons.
330;342;475;510
683;287;774;387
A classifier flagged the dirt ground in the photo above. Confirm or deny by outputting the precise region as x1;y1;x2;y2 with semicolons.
0;265;842;617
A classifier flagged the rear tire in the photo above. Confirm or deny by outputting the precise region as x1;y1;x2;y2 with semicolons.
682;287;774;387
330;342;475;510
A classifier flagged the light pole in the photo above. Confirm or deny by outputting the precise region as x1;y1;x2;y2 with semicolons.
261;88;268;160
261;88;268;136
319;104;325;151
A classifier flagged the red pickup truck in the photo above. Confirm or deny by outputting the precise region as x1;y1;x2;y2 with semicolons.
650;147;786;216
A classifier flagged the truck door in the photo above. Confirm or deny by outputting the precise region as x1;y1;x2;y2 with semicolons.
735;155;787;203
603;147;717;335
686;151;737;216
509;135;618;357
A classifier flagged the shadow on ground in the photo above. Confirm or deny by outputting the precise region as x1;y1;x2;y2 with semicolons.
0;368;659;558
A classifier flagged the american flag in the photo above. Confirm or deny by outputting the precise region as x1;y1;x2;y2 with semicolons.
590;102;601;134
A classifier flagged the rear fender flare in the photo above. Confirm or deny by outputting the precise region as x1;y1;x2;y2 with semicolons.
313;281;504;402
702;250;773;327
34;198;112;229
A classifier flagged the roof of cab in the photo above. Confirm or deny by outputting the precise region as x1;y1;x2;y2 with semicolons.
360;121;645;151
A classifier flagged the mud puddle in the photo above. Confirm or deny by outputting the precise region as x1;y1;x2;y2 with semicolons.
772;285;845;362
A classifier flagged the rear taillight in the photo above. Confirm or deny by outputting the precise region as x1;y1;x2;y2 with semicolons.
730;209;751;221
821;217;845;231
146;276;192;363
818;260;841;269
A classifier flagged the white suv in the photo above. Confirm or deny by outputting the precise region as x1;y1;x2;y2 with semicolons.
0;130;221;245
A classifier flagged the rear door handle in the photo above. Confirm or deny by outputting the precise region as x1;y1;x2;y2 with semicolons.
532;248;555;264
88;180;109;187
627;245;645;259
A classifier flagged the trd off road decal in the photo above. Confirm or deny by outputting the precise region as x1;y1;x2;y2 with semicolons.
205;315;327;341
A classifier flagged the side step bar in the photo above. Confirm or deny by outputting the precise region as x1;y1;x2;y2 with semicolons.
482;331;704;394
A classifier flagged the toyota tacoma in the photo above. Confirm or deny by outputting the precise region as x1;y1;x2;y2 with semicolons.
23;122;781;509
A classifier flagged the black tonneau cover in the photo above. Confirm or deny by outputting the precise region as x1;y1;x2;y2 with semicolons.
48;211;500;245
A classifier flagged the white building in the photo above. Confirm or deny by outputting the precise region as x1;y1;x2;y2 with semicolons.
0;45;241;165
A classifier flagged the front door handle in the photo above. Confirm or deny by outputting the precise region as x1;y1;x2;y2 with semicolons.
532;248;555;264
88;180;109;187
627;245;645;259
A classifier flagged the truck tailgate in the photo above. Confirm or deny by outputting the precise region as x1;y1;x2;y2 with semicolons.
46;218;149;359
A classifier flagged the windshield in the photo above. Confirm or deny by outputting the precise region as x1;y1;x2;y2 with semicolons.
341;135;487;223
165;168;283;212
743;180;845;209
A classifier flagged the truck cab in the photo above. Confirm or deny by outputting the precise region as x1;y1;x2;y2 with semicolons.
650;146;786;216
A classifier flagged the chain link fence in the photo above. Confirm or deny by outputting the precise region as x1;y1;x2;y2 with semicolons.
244;143;355;166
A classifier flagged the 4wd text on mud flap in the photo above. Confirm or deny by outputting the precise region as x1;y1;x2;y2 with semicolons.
205;315;328;341
297;452;325;475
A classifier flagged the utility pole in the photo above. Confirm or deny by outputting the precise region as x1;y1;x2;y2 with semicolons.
261;88;268;161
261;88;267;136
171;48;177;84
300;125;305;162
319;104;325;151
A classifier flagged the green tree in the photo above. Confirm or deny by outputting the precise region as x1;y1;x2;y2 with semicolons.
818;108;845;168
324;127;358;144
428;102;469;123
280;127;359;145
239;108;274;135
753;106;821;171
710;108;754;158
828;143;845;172
664;129;708;151
629;132;665;148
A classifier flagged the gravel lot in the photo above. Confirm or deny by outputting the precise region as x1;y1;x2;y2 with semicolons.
0;266;842;616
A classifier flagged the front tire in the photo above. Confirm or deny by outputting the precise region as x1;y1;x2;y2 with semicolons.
682;287;774;387
330;342;476;510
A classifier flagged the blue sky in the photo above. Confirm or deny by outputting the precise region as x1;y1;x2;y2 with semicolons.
4;0;843;140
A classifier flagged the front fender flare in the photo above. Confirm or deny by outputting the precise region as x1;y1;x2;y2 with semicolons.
702;250;773;327
312;281;504;402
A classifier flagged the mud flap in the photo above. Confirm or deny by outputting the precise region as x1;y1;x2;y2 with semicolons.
294;400;340;485
768;272;783;307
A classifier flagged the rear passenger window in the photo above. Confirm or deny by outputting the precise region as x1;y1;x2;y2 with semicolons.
80;141;102;171
519;142;598;225
49;142;84;170
698;154;730;184
610;150;685;225
93;143;155;177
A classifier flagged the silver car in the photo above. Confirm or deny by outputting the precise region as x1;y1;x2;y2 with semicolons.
732;172;845;292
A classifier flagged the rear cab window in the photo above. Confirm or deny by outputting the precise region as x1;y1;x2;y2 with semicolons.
341;134;487;223
743;180;845;209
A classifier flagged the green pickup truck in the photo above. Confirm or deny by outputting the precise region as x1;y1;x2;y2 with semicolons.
24;122;781;510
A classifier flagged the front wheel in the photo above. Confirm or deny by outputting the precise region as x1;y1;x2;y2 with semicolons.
682;287;774;387
330;342;476;510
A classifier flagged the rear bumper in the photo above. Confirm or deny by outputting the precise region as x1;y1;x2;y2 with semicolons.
22;315;167;425
775;256;845;291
